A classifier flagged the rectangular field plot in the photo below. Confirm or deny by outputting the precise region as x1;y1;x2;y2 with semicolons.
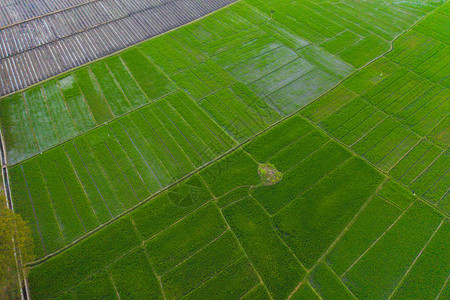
145;203;227;275
28;217;141;299
389;140;449;213
1;48;181;166
171;61;236;101
223;197;305;299
321;30;362;55
213;40;353;115
390;220;450;300
386;29;449;85
342;57;401;95
160;231;246;299
199;84;280;142
325;196;402;275
10;92;236;257
271;158;383;268
309;263;355;300
343;201;444;299
0;94;40;165
338;34;390;68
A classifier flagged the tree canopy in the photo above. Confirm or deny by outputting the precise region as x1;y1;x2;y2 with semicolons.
0;190;35;299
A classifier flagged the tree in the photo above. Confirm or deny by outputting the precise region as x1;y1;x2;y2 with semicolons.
0;191;35;299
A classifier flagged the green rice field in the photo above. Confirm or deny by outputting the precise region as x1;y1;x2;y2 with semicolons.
1;0;449;299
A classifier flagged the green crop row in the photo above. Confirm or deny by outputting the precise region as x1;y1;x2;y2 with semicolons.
291;283;320;300
41;81;80;141
216;187;250;209
120;49;176;100
410;151;449;202
0;94;40;164
183;257;259;300
309;263;355;300
252;141;351;214
272;157;383;268
377;179;416;210
390;220;450;299
28;217;141;299
22;87;60;151
300;85;357;123
109;247;163;299
74;68;113;124
326;196;402;275
390;139;442;184
171;61;235;101
342;57;400;95
89;61;132;117
105;56;148;109
244;116;313;162
145;203;227;275
131;175;212;239
58;74;97;132
270;130;329;173
199;85;279;142
321;30;362;55
320;96;368;134
223;197;305;299
161;231;244;299
1;43;186;165
343;201;443;299
10;91;237;257
405;87;450;138
427;114;450;148
416;13;450;44
201;149;260;197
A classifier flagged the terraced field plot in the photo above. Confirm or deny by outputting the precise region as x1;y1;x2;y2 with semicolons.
0;0;449;299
